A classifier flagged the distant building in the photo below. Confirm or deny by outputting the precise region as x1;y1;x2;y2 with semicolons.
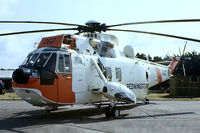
170;75;200;97
0;69;13;91
0;69;13;80
169;52;200;97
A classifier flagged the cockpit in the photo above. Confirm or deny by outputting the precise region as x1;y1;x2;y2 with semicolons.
21;48;56;70
21;47;71;72
13;47;71;85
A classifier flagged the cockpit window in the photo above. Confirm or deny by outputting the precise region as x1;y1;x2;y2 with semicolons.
58;54;71;73
34;53;51;67
25;53;52;68
21;53;33;66
26;53;39;67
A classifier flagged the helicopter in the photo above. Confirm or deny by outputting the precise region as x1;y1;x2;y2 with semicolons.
0;19;200;118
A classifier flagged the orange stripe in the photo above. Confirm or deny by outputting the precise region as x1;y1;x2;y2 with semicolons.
12;74;75;103
57;74;75;103
12;78;58;102
155;68;162;84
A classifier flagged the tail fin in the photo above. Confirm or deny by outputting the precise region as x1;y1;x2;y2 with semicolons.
169;42;187;75
169;57;180;74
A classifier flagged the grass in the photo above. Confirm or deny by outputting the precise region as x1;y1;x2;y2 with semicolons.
0;92;21;100
148;93;200;101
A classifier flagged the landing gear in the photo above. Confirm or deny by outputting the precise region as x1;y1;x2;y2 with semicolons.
144;98;150;104
105;107;120;118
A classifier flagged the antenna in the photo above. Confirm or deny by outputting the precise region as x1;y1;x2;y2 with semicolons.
34;42;39;48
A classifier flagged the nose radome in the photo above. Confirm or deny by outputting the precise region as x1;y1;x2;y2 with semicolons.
12;68;31;84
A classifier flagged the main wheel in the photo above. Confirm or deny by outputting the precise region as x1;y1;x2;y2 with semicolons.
105;107;120;118
111;107;120;117
105;107;111;118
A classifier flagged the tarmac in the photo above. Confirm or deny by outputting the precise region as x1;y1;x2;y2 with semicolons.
0;100;200;133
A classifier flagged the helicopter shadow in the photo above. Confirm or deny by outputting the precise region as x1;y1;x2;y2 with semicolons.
0;103;139;133
0;102;193;133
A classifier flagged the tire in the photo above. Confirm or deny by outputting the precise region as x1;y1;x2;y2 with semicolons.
111;107;120;118
144;98;149;104
105;107;111;118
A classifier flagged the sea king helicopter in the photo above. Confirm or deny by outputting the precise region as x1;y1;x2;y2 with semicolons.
0;19;200;118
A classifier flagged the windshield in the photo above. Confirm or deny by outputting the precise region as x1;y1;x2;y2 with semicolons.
24;53;53;68
34;53;51;67
21;53;33;66
26;53;39;67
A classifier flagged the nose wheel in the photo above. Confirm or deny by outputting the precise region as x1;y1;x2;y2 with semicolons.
105;107;120;118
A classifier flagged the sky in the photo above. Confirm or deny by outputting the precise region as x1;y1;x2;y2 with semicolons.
0;0;200;69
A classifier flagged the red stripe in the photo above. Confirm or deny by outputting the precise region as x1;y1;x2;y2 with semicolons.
155;68;162;84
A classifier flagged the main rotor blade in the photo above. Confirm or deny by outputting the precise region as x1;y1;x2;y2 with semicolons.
107;19;200;28
107;29;200;43
0;21;83;27
0;28;77;37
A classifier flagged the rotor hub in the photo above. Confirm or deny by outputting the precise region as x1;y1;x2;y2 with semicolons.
77;20;107;33
85;20;101;26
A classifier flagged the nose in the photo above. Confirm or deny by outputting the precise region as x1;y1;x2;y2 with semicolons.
12;68;31;84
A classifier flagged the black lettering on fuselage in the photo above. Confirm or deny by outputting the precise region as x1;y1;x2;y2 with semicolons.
127;83;147;89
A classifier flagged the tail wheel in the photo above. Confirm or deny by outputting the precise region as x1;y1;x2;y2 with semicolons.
144;98;150;104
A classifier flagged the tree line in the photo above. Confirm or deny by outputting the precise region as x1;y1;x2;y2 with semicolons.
136;51;200;76
135;53;172;62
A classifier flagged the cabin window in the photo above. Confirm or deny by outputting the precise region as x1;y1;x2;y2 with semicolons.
104;67;112;81
58;54;64;72
115;67;122;81
146;72;149;81
58;54;71;73
64;55;71;73
94;34;97;38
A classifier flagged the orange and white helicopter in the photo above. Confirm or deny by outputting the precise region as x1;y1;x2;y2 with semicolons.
1;19;200;118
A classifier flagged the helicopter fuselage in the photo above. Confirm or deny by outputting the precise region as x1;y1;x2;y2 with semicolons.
12;33;174;109
12;48;171;108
